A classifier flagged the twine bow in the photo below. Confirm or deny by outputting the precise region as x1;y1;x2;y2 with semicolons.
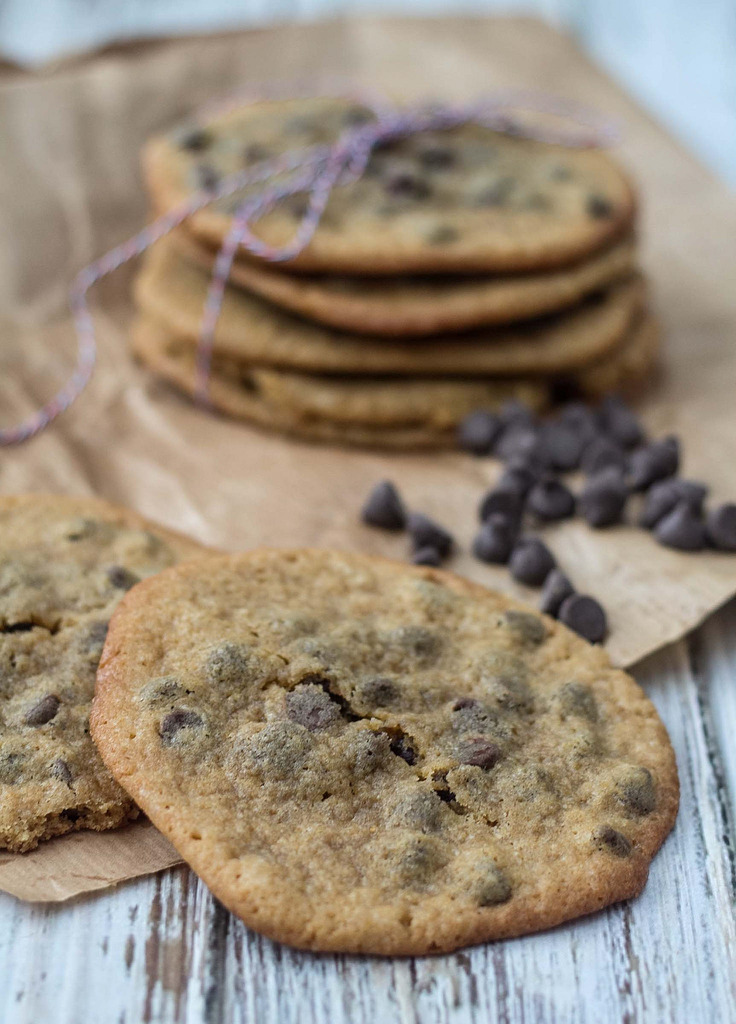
0;87;618;446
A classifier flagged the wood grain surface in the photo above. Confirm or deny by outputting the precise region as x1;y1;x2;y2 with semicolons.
0;17;735;1024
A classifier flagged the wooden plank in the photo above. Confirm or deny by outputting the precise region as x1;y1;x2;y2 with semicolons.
688;600;736;831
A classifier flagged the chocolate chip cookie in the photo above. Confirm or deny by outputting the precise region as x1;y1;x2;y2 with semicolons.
131;316;549;447
0;495;207;852
131;308;657;447
174;227;637;336
144;96;636;274
135;238;644;377
91;549;678;954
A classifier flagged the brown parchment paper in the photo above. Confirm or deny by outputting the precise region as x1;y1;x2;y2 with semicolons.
0;16;735;902
0;821;180;902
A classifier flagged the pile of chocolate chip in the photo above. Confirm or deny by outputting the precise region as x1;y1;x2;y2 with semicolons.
360;395;736;645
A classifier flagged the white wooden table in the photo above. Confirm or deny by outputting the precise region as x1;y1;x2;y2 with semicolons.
2;600;735;1023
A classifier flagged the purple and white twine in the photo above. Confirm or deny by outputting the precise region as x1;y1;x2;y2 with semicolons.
0;88;619;446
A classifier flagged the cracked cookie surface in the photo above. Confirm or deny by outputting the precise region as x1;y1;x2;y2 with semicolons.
0;495;207;852
144;96;636;274
92;549;677;953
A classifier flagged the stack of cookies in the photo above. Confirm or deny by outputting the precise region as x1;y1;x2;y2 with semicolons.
132;96;656;448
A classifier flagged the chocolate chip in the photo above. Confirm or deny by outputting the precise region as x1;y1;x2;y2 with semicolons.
407;513;453;557
299;674;350;715
581;435;626;476
194;164;219;192
598;395;645;448
499;115;525;135
247;721;313;778
594;825;632;857
493;672;535;709
243;142;271;163
538;422;585;471
670;479;707;507
0;753;24;784
139;675;184;704
525;192;552;212
64;517;97;542
391;835;445;884
705;503;736;552
578;468;628;527
473;861;512;905
458;410;501;455
498;459;539;496
412;546;442;567
503;610;546;646
388;732;417;765
84;620;109;653
106;565;140;591
205;642;253;686
177;127;210;151
473;177;515;207
478;485;524;524
472;515;516;565
343;106;373;127
558;594;607;643
159;709;204;745
286;684;342;732
456;738;501;769
495;425;541;465
418;144;456;169
550;164;573;182
615;766;656;816
628;436;680;491
655;502;706;551
24;694;60;726
284;115;316;134
499;398;535;429
452;696;479;712
371;136;401;156
390;624;442;662
384;171;431;200
557;681;598;721
426;225;459;245
451;698;505;736
354;676;399;706
389;790;444;831
509;537;555;587
52;758;73;786
361;480;406;531
640;478;708;529
527;477;575;521
587;194;613;218
539;570;575;617
559;401;598;444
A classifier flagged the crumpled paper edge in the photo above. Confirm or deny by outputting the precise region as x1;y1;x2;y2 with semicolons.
0;819;182;902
